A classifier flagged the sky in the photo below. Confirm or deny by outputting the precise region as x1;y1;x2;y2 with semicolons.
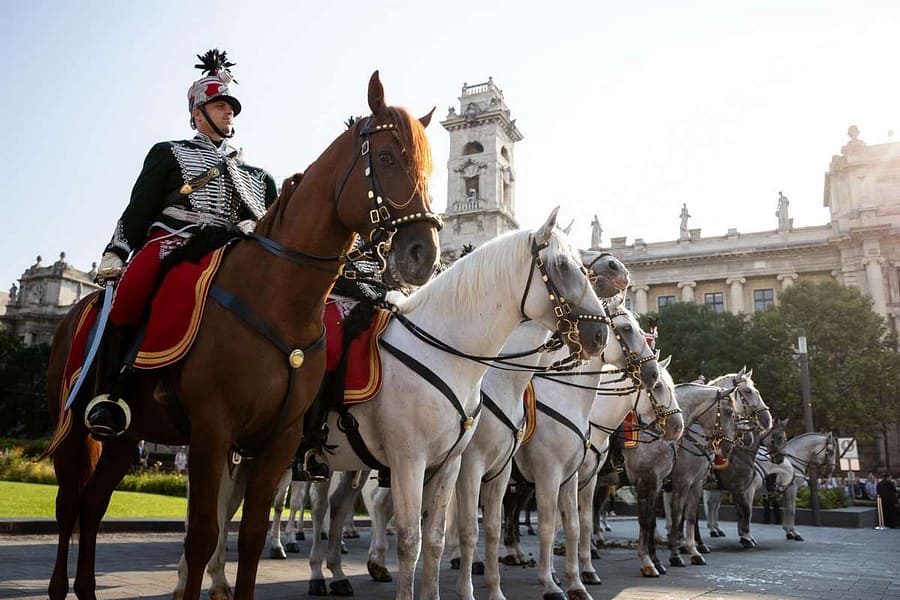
2;0;900;291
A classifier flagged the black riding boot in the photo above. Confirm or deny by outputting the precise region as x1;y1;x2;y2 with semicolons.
292;395;331;482
85;366;135;439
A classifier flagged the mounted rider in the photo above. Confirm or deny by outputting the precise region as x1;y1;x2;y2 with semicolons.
84;49;277;438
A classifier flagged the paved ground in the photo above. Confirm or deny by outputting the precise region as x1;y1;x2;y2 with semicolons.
2;517;899;599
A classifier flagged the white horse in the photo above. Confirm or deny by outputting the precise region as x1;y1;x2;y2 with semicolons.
569;358;683;586
307;208;610;599
773;431;836;541
504;302;672;600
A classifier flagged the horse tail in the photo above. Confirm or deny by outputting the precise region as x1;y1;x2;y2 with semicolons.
40;294;100;462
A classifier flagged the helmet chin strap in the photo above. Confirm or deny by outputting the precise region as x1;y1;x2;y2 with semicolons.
199;104;235;139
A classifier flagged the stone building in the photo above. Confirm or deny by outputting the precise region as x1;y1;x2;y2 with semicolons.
0;253;100;346
439;77;523;261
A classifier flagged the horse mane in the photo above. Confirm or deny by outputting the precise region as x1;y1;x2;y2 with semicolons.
396;228;532;316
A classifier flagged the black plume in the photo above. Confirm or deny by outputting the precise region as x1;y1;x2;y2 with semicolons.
194;48;236;76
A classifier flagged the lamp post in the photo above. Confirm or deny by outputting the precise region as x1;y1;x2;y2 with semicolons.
797;330;821;525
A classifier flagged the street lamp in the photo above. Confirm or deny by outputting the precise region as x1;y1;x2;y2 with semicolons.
797;330;820;525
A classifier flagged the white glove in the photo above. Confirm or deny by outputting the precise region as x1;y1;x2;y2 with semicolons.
384;290;408;307
237;219;256;235
98;252;124;279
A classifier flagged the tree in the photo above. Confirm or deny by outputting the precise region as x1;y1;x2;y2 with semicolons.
0;329;51;438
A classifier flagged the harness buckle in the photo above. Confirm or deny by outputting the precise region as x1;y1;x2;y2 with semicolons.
231;451;242;465
554;306;565;318
370;209;380;224
463;416;475;431
516;429;525;441
361;140;370;156
379;206;391;221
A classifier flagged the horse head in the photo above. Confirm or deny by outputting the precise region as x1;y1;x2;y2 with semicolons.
766;418;789;464
601;297;659;389
714;393;739;460
519;207;609;359
581;249;631;298
334;71;441;286
712;367;772;434
823;431;837;477
635;358;684;441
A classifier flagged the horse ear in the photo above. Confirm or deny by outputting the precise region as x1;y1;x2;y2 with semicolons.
535;206;560;246
747;368;753;379
660;355;672;368
419;107;436;128
368;71;387;116
562;219;574;236
737;365;747;377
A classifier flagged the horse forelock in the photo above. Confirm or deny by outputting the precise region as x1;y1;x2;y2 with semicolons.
398;228;532;316
387;106;433;197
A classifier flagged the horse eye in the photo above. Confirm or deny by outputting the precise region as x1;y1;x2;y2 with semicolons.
623;324;633;333
378;151;394;165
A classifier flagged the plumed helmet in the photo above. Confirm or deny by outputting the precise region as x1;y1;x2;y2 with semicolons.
187;49;241;128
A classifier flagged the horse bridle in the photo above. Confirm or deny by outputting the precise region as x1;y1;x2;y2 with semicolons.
518;237;608;365
336;117;443;280
729;376;770;432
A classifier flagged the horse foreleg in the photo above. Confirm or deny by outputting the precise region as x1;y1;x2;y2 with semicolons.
232;456;294;600
782;483;799;539
420;455;462;600
453;456;481;600
559;476;593;598
501;483;528;564
181;446;229;600
284;480;309;546
482;470;511;600
681;485;706;564
704;489;723;536
666;486;686;567
324;472;362;594
72;438;134;600
390;458;426;600
307;474;332;594
366;482;394;582
735;488;755;547
577;474;601;585
268;469;291;559
635;482;659;577
535;476;567;599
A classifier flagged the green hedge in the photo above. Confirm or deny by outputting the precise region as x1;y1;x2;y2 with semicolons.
0;438;49;457
796;486;851;509
0;446;187;497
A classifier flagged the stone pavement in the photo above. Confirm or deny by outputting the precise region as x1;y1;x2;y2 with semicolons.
1;517;899;599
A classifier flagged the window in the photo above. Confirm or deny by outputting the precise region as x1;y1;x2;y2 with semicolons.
657;295;676;309
754;288;775;312
704;292;725;313
463;141;484;155
624;297;633;311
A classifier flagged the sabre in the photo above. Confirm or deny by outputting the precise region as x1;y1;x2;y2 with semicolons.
64;284;114;410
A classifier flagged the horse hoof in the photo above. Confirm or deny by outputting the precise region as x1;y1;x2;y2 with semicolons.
541;593;566;600
343;530;360;539
567;590;593;600
340;541;348;554
581;571;603;585
785;532;795;540
527;527;537;536
503;555;520;566
640;565;660;578
739;538;754;549
308;578;327;596
553;544;566;556
708;530;720;538
472;561;485;575
652;560;667;575
749;537;758;547
366;560;392;582
690;555;707;566
269;547;287;560
697;543;711;554
286;542;301;553
450;557;460;570
715;528;726;537
603;525;612;532
678;545;688;554
590;548;601;559
329;579;354;596
669;555;686;567
296;531;306;541
792;534;804;541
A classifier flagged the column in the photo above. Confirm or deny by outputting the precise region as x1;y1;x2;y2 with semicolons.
633;285;649;314
777;273;798;290
726;277;746;314
863;257;888;317
677;281;696;303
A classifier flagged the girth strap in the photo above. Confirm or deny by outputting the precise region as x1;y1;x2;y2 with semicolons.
481;390;526;483
535;399;591;486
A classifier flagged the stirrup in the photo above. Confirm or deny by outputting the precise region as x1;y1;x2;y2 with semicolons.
84;394;132;438
301;449;330;482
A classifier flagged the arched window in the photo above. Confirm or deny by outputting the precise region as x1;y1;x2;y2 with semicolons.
500;146;510;162
463;141;484;155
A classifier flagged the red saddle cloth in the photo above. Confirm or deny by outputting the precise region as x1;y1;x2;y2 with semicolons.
622;410;640;448
324;301;393;404
133;247;225;370
60;247;225;398
521;381;537;445
713;455;730;470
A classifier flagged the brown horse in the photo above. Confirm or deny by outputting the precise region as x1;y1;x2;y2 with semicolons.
45;71;441;600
